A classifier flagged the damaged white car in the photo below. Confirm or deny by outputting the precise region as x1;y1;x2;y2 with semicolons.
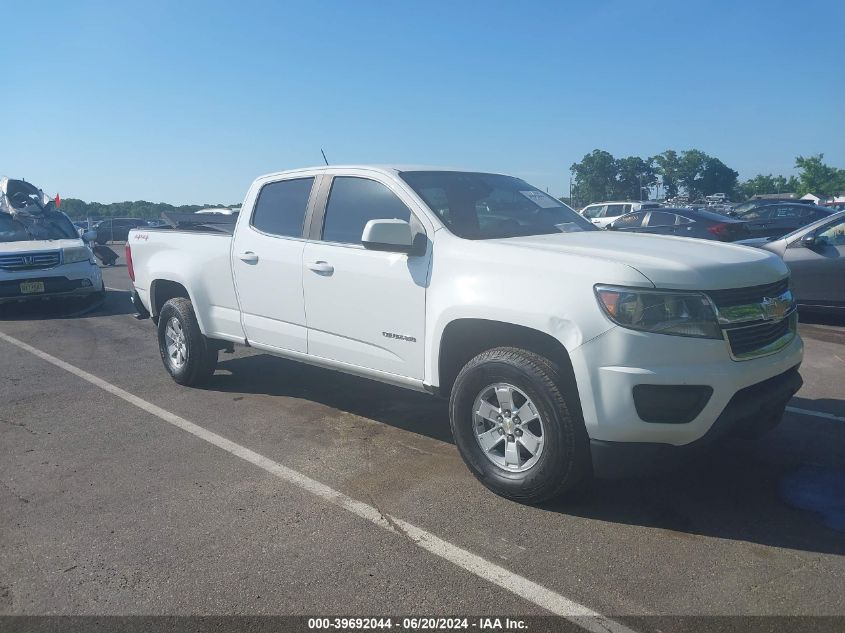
0;177;104;305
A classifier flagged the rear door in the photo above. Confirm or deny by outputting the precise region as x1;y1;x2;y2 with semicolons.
742;206;777;237
231;174;317;352
641;211;678;236
785;215;845;305
302;173;431;379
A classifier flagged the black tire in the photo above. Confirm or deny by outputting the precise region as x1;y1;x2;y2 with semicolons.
449;347;592;504
157;297;218;386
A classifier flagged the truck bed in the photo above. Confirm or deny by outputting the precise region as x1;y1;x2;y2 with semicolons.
128;226;245;343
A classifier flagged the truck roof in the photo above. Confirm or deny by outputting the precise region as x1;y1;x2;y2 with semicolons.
254;165;508;181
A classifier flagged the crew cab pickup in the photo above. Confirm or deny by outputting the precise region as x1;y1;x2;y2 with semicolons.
127;166;803;502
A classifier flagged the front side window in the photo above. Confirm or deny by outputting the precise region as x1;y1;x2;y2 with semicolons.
645;211;677;227
605;204;626;217
817;217;845;245
583;205;605;219
251;177;314;238
400;171;596;239
322;177;410;244
774;206;801;218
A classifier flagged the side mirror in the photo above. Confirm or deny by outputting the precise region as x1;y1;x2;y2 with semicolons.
800;233;819;249
82;229;97;242
361;219;415;253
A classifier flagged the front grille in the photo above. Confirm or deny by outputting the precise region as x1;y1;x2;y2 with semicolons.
706;278;789;308
726;316;794;358
0;251;61;270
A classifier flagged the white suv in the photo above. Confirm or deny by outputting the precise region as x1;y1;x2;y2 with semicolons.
581;201;663;228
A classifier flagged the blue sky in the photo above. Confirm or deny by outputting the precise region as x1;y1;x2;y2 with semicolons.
2;0;843;204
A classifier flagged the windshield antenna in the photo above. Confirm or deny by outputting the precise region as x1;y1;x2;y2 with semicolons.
320;149;329;166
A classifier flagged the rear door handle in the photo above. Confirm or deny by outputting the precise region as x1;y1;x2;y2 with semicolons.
307;261;334;274
238;251;259;263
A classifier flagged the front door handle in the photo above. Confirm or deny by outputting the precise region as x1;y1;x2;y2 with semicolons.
307;261;334;275
238;251;259;263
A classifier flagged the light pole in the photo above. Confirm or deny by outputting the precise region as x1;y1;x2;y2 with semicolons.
569;177;573;208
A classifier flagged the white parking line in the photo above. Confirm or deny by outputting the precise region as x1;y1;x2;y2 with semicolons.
0;329;635;633
105;286;126;292
786;406;845;423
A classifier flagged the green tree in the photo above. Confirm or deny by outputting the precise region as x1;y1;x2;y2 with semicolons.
794;154;845;197
653;150;681;198
614;156;656;201
570;149;618;206
699;157;738;198
677;149;709;200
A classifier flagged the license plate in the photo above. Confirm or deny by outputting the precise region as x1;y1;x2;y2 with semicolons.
20;281;45;294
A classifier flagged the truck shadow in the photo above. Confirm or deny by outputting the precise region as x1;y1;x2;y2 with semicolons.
211;353;454;443
212;354;845;555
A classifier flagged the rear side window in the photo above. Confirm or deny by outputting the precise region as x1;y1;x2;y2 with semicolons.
605;204;626;217
613;211;645;227
645;211;677;227
251;177;314;238
322;177;410;244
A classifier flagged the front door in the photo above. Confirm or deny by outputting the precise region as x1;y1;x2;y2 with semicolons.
231;176;316;352
302;175;429;379
786;216;845;305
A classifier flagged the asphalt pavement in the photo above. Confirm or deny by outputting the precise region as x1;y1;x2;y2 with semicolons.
1;256;844;632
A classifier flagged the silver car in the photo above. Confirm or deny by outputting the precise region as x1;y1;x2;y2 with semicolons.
739;210;845;314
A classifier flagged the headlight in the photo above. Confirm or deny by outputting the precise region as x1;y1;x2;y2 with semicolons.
595;285;721;339
63;246;94;264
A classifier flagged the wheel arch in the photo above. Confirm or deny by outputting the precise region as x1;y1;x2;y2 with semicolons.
436;319;581;408
149;279;203;330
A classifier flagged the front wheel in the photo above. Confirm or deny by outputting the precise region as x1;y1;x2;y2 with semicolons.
157;297;218;386
449;347;592;504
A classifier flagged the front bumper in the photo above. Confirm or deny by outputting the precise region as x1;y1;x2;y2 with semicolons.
589;365;802;478
569;322;804;446
0;262;103;303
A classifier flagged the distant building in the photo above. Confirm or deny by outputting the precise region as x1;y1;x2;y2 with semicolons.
800;193;823;204
751;193;798;200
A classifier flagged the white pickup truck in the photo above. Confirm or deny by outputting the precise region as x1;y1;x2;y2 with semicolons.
127;166;803;502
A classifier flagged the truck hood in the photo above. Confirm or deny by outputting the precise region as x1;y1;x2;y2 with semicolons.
496;232;789;290
0;238;84;252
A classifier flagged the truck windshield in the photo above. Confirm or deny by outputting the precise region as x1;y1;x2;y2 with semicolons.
0;212;78;242
399;171;596;239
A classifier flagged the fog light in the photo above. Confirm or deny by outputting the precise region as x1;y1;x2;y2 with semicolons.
80;279;92;287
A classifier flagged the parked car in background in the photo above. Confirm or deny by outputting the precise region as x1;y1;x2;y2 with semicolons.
730;198;814;216
607;207;750;241
92;217;149;244
1;177;104;305
733;203;834;239
580;201;662;228
738;211;845;314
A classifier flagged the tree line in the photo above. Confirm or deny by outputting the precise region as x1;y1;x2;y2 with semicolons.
59;199;239;220
569;150;845;207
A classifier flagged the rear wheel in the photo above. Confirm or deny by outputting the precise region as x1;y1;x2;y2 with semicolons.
449;347;592;503
157;297;218;386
